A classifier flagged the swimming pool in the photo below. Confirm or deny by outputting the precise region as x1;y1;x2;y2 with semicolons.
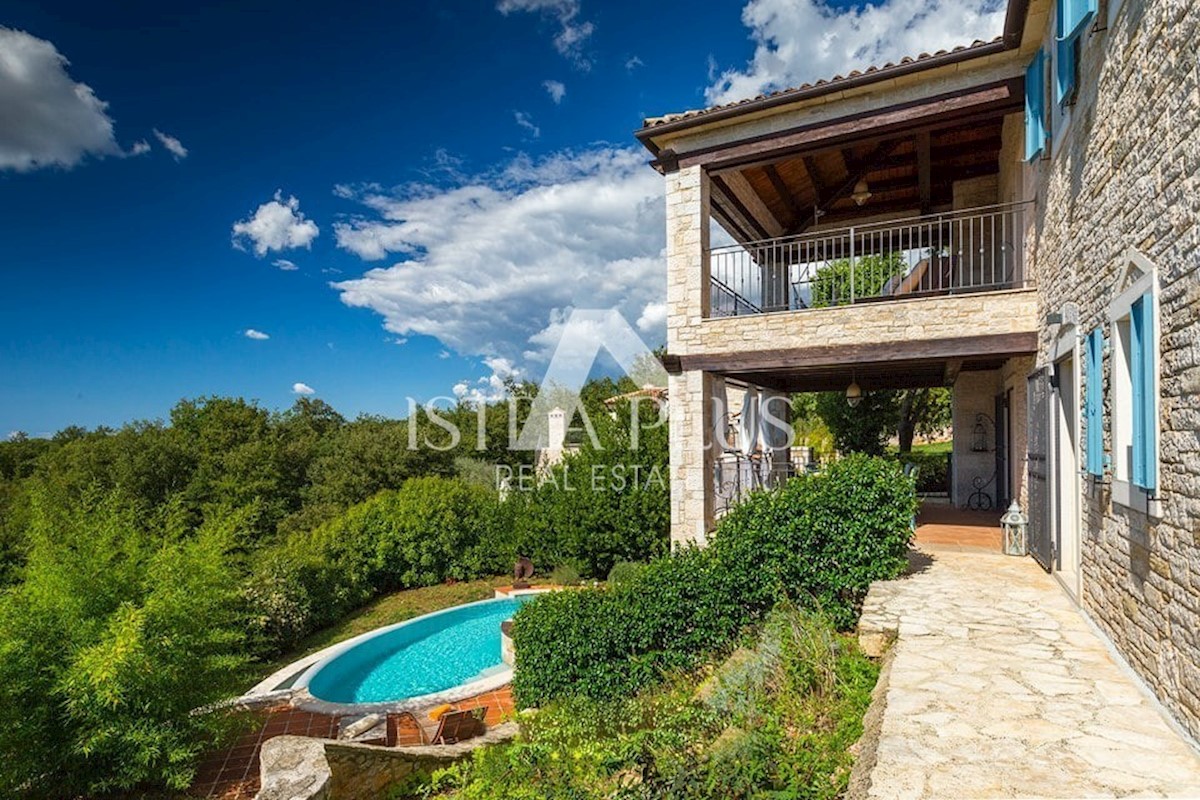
296;596;535;708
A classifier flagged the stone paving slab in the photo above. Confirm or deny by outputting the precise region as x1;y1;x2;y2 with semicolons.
857;547;1200;799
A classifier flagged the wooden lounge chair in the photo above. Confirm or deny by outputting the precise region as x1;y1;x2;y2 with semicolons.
424;707;487;745
387;706;488;746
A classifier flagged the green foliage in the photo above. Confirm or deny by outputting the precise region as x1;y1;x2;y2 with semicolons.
246;476;506;654
503;396;669;579
606;561;645;590
814;390;900;456
0;493;250;797
549;564;582;586
810;253;906;308
512;456;915;707
888;450;950;494
713;454;917;629
420;606;878;800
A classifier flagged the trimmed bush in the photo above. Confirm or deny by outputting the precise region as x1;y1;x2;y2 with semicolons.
605;560;645;590
512;455;915;706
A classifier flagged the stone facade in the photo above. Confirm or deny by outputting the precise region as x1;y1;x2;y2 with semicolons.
1019;0;1200;738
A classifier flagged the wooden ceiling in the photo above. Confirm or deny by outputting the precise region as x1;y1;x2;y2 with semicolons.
709;113;1011;243
724;355;1010;394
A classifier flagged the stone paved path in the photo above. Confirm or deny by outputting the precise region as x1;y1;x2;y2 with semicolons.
857;547;1200;799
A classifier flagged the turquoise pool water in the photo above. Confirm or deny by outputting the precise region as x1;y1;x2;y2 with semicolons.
305;596;531;704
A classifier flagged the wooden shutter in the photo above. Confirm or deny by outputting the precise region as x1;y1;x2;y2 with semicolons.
1025;51;1047;161
1085;328;1104;476
1060;0;1097;43
1130;294;1157;491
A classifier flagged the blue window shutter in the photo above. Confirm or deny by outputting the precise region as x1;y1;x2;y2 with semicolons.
1085;328;1103;476
1131;294;1157;491
1025;51;1046;161
1061;0;1097;43
1130;296;1145;487
1056;30;1076;104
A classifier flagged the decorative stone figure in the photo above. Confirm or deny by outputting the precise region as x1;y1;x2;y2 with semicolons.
513;556;534;589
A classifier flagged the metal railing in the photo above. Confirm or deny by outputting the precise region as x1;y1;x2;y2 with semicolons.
708;203;1029;317
713;452;822;516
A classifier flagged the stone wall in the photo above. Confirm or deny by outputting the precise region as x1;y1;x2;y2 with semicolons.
673;288;1038;357
256;725;519;800
1021;0;1200;738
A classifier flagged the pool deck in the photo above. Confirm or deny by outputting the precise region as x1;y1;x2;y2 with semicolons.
190;685;515;799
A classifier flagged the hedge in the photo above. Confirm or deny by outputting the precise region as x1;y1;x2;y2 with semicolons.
511;455;915;706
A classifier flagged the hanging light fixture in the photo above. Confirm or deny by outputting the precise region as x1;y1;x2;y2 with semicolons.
845;374;863;407
851;178;872;206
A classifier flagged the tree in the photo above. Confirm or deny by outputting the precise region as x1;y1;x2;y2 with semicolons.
810;253;906;307
895;388;951;453
815;390;900;455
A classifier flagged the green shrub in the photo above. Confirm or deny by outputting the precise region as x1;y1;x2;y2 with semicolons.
712;453;916;628
247;476;510;655
512;455;915;706
0;493;250;797
605;561;645;590
425;606;878;800
889;451;949;493
548;564;582;586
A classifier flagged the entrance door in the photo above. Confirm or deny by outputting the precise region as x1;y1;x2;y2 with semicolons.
1026;369;1053;570
1053;353;1082;598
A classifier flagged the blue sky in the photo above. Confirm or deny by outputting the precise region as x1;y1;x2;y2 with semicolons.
0;0;1004;436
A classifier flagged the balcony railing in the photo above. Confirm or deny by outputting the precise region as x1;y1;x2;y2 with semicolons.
708;203;1029;317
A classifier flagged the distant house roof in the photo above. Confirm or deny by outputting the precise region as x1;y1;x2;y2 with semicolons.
603;386;668;406
636;0;1030;148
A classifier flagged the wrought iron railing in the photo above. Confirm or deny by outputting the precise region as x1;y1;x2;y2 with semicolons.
707;203;1029;317
713;453;814;516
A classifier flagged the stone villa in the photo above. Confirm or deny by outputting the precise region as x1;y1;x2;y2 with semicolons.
639;0;1200;741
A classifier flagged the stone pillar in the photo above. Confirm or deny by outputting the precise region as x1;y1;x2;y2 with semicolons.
664;163;714;546
668;369;716;546
665;164;710;351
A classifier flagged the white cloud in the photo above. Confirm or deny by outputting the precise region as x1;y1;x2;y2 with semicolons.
128;139;151;156
439;350;452;359
513;111;541;138
0;27;122;171
331;146;666;380
273;258;299;271
706;0;1006;106
292;382;315;395
636;301;667;334
624;55;644;72
496;0;594;69
542;79;566;103
231;190;320;257
152;128;188;159
244;328;270;340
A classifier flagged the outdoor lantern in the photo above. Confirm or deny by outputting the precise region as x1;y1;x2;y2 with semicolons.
851;179;872;206
1000;500;1028;556
845;378;863;407
971;419;988;451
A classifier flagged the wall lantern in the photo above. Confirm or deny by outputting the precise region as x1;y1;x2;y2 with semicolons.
851;179;873;206
845;377;863;407
971;412;993;452
1000;500;1028;556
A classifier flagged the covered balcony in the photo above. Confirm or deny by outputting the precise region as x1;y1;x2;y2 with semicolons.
709;202;1029;317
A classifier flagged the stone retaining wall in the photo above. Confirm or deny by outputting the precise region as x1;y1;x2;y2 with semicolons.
256;723;519;800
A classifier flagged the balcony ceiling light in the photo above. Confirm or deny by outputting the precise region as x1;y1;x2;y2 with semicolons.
846;379;863;407
851;179;872;206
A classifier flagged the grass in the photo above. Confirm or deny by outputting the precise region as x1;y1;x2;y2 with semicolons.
259;576;549;678
897;440;951;455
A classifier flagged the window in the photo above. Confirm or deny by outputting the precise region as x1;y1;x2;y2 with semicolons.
1108;249;1160;513
1056;29;1080;105
1059;0;1097;42
1084;327;1104;476
1025;50;1047;161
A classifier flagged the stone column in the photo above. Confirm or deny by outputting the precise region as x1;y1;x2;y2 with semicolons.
664;164;714;546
